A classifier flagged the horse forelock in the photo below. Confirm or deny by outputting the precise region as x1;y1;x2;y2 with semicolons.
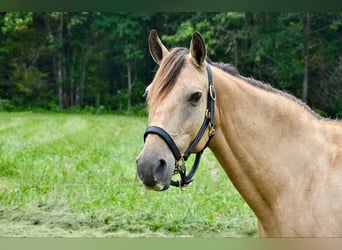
147;49;236;110
147;47;189;110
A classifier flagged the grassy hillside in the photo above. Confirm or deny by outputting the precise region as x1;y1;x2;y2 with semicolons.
0;112;256;237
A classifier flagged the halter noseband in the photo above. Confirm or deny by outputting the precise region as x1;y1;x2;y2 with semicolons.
143;64;216;188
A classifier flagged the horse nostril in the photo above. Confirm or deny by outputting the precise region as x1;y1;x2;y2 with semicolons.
153;159;167;179
137;156;169;189
158;159;167;168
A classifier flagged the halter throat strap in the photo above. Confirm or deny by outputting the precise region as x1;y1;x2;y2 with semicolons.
143;64;215;188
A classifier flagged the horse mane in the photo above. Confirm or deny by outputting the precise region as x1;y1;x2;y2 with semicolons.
208;60;323;120
148;48;322;120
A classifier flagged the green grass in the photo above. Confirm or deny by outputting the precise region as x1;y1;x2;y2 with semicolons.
0;112;257;237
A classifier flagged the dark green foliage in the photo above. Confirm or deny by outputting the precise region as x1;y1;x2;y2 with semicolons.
0;12;341;117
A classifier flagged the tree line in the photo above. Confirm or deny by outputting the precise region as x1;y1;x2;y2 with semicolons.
0;12;341;118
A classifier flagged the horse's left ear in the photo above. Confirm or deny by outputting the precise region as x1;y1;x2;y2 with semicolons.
190;32;207;67
149;29;169;65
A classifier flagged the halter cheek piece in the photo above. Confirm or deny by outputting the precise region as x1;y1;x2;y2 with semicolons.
143;64;216;188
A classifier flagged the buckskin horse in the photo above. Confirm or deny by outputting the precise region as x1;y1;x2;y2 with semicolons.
136;30;342;237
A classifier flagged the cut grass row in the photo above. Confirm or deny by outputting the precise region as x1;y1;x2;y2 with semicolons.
0;112;257;237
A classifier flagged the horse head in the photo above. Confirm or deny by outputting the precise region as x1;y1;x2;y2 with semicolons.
136;30;214;191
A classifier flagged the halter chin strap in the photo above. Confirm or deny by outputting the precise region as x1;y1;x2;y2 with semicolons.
143;64;216;188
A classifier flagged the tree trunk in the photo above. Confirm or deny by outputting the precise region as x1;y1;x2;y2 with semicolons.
70;50;76;107
302;12;310;103
79;54;87;106
233;32;238;67
96;91;100;109
45;12;62;110
127;63;132;112
57;12;64;110
75;86;80;107
57;58;63;109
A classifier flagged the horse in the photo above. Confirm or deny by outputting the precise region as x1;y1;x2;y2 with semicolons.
136;29;342;237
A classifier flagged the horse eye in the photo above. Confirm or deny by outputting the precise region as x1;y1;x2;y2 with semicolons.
189;91;202;105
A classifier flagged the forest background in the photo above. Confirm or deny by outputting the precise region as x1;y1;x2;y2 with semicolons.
0;12;341;118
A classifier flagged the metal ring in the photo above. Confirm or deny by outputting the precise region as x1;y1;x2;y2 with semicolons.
209;85;216;101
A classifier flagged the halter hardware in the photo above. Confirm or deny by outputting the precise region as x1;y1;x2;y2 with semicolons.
175;157;185;173
143;64;215;188
209;85;216;101
209;123;216;137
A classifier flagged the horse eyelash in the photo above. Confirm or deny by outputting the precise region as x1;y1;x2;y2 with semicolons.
189;91;202;105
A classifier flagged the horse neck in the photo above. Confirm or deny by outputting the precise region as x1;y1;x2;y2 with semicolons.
208;67;325;228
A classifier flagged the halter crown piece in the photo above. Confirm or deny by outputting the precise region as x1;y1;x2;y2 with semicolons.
144;64;216;188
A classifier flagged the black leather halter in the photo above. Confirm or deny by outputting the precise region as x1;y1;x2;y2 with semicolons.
143;64;216;188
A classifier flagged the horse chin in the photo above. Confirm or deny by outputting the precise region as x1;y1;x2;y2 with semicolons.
144;183;170;191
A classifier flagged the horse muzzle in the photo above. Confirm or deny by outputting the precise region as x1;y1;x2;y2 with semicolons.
136;147;174;191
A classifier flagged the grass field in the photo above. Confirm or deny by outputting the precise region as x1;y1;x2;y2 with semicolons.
0;112;257;237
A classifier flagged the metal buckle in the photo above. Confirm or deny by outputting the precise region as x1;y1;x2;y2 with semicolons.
174;156;185;175
205;109;210;119
209;124;216;137
209;85;216;101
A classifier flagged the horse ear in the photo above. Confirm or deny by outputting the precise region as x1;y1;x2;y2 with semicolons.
149;29;169;65
190;32;207;67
